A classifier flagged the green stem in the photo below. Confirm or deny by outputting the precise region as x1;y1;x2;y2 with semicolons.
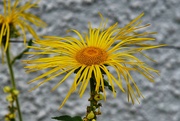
87;77;97;121
6;47;23;121
90;78;95;107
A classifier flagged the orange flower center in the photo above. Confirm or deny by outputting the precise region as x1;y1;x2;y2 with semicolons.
75;47;108;66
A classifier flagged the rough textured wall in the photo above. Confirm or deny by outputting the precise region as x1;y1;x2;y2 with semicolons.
0;0;180;121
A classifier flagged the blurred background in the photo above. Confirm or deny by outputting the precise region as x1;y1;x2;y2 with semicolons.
0;0;180;121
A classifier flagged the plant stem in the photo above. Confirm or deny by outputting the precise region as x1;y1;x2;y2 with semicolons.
86;77;98;121
6;47;23;121
90;77;95;107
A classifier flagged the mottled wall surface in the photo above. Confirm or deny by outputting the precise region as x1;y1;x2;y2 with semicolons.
0;0;180;121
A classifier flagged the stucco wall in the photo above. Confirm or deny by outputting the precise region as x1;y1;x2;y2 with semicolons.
0;0;180;121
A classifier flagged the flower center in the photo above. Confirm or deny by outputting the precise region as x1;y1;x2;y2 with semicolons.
75;47;108;66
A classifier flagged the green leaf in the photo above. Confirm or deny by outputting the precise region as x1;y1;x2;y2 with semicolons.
52;115;82;121
104;79;116;92
52;115;72;121
72;116;82;121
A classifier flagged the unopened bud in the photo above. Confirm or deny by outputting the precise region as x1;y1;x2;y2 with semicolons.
6;95;13;102
4;117;9;121
12;90;19;96
92;119;96;121
87;111;95;119
94;94;103;101
3;86;11;93
83;117;88;121
93;106;96;109
9;114;15;119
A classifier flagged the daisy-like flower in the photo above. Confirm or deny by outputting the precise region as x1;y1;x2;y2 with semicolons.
0;0;46;52
24;13;162;109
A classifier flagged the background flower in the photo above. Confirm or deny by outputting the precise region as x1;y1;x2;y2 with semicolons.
0;0;46;52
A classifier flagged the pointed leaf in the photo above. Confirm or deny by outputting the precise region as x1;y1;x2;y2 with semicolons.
104;79;116;92
52;115;82;121
52;115;72;121
72;116;83;121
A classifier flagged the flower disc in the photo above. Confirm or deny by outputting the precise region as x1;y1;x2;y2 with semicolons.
75;47;108;66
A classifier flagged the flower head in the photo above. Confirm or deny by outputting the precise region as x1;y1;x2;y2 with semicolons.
24;13;162;109
0;0;46;52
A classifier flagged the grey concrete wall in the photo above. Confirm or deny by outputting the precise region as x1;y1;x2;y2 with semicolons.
0;0;180;121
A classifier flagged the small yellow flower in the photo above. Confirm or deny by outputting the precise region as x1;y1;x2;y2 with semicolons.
3;86;11;93
24;13;163;109
0;0;46;52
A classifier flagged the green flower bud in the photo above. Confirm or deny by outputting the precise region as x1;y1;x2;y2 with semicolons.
6;94;13;102
92;119;96;121
87;111;95;119
9;114;15;119
3;86;11;93
94;94;103;101
83;117;88;121
12;89;19;96
4;117;9;121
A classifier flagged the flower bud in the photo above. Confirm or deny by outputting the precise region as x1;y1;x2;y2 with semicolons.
6;95;13;102
12;89;19;96
4;117;9;121
92;119;96;121
94;94;103;101
3;86;11;93
87;111;95;119
93;106;96;109
83;117;88;121
9;114;15;119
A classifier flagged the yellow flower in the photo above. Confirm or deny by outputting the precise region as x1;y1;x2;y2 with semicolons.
24;13;163;109
0;0;46;52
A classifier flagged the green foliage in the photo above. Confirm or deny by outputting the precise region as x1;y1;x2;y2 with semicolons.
52;115;82;121
103;79;116;92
